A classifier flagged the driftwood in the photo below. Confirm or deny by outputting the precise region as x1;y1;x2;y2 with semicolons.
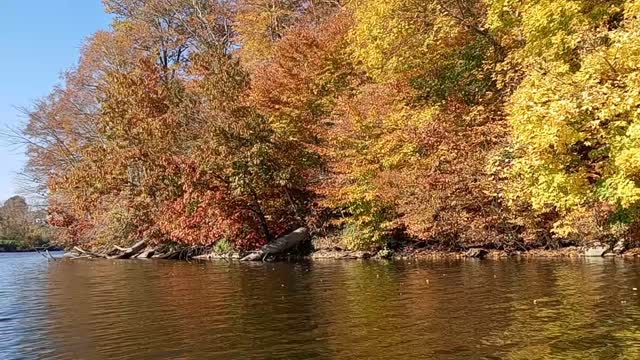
241;227;309;261
155;250;180;259
65;241;192;260
45;250;57;261
73;246;108;259
35;247;57;260
67;240;147;260
36;249;49;259
64;227;309;262
134;247;156;259
108;239;147;259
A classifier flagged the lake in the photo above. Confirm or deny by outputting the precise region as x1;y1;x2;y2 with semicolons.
1;252;640;359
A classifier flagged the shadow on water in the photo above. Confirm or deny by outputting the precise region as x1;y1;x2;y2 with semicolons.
2;253;640;359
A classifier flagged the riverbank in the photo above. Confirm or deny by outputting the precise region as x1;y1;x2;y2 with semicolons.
62;229;640;262
64;245;640;262
0;247;64;253
0;248;36;253
194;243;640;262
0;240;61;253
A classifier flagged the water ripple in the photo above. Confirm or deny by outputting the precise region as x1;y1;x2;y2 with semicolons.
2;254;640;359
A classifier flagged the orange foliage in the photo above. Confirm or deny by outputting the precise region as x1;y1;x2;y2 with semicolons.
23;0;579;252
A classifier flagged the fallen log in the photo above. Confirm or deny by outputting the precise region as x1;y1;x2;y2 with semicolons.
105;246;123;257
155;250;180;259
45;250;57;261
72;246;107;259
134;247;156;259
108;239;147;259
241;227;309;261
64;253;93;259
36;248;49;260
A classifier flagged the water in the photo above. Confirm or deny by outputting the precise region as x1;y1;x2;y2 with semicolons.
2;253;640;359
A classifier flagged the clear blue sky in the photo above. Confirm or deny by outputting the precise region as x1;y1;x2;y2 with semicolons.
0;1;112;203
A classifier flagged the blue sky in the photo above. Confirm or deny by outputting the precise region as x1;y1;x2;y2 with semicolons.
0;1;112;203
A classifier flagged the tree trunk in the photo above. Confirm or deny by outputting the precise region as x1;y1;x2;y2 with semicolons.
241;227;309;261
108;239;147;259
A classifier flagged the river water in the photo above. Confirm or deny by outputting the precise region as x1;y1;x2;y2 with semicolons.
2;252;640;359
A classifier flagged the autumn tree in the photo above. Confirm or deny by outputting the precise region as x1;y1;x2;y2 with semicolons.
496;0;640;246
307;0;514;249
0;196;51;248
0;196;30;241
26;0;329;249
235;0;340;66
25;0;240;247
21;0;640;253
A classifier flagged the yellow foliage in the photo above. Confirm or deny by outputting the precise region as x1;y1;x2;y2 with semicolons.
506;0;640;238
348;0;462;81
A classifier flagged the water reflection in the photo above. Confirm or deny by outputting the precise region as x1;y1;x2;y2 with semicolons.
1;253;640;359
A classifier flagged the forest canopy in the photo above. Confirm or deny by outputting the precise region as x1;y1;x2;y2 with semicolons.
21;0;640;251
0;196;51;250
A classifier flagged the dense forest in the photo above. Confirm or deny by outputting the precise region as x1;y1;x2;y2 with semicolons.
0;196;51;251
20;0;640;252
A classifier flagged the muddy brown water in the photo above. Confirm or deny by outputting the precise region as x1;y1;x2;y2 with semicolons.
2;252;640;359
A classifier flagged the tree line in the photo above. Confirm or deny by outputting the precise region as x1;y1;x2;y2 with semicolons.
19;0;640;251
0;196;51;250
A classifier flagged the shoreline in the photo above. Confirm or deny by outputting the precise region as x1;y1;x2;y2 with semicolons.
193;246;640;262
0;247;65;254
60;229;640;261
